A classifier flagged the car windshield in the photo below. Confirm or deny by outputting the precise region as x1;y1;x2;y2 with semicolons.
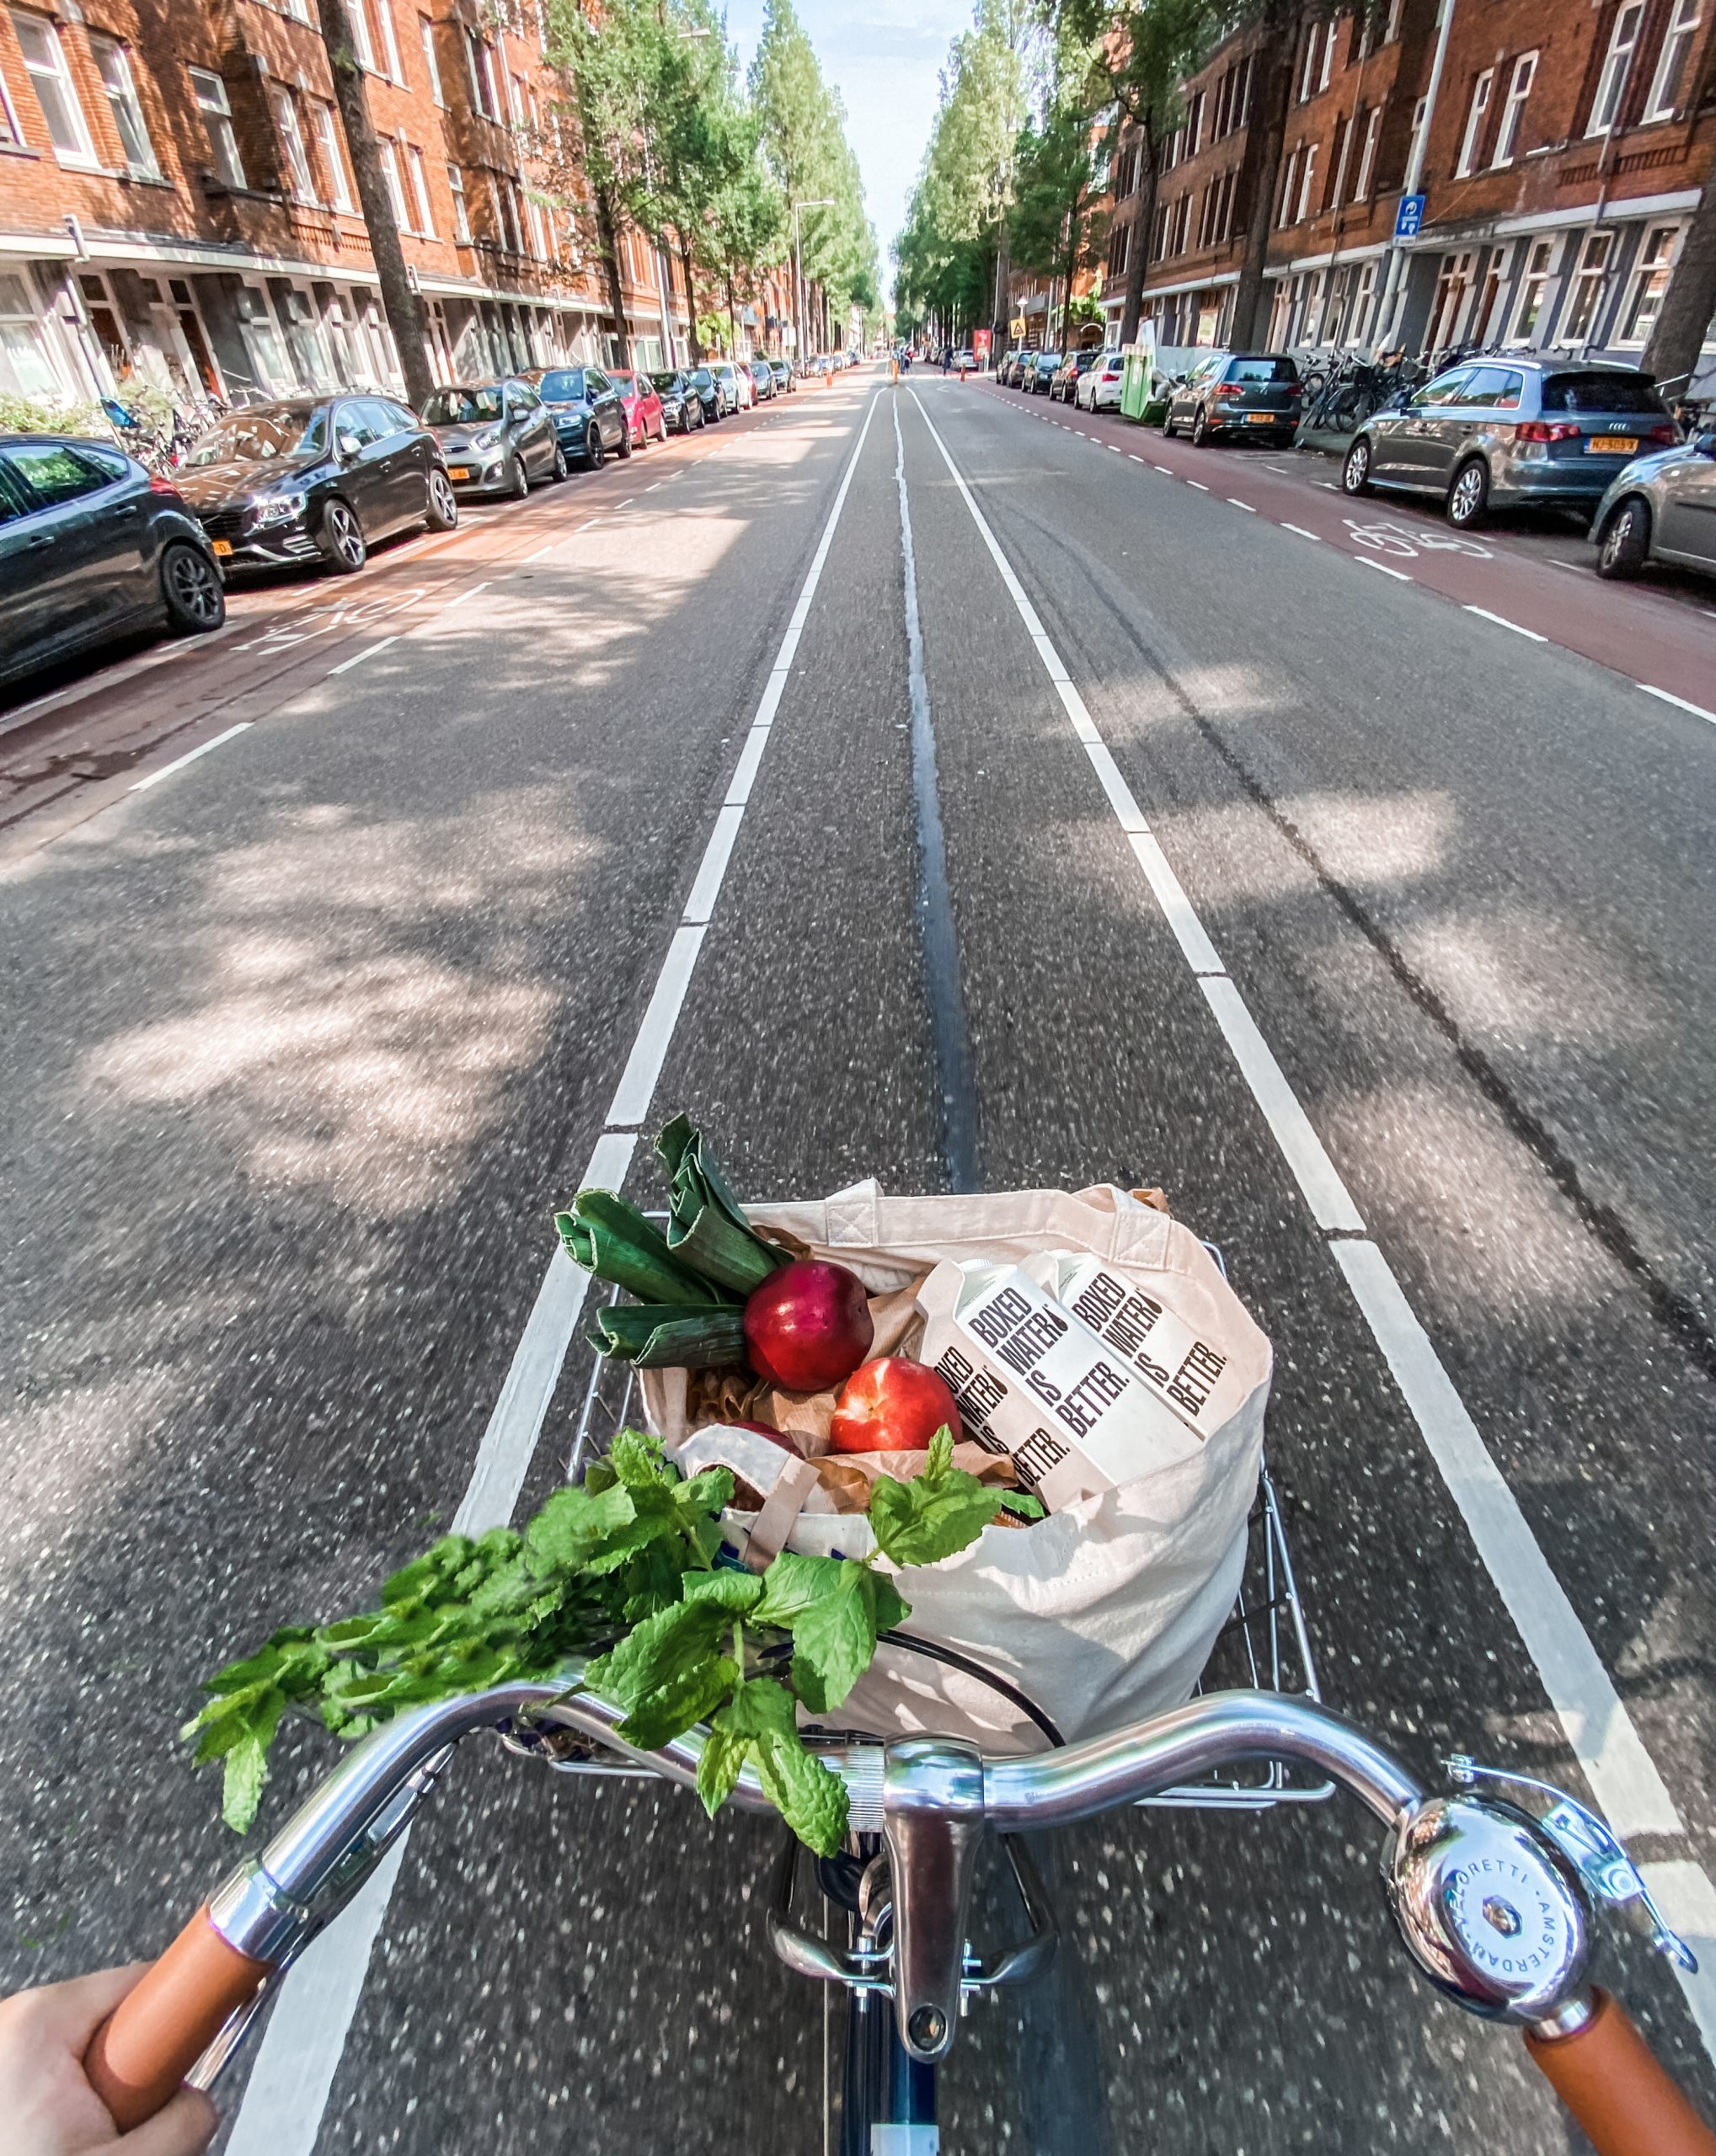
1540;371;1666;415
608;372;637;392
693;371;713;386
651;372;680;392
185;410;323;466
1227;358;1299;384
421;387;504;425
535;370;585;402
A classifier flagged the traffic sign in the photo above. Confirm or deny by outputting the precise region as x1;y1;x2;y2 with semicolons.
1394;193;1426;241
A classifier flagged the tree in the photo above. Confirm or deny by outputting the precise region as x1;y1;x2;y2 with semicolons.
1644;159;1716;395
315;0;431;406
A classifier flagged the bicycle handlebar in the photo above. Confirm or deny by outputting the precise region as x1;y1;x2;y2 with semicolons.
84;1677;1714;2152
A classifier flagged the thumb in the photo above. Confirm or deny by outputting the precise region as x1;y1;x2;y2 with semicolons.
115;2084;217;2156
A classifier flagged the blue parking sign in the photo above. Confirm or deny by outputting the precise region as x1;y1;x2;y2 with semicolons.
1394;193;1426;241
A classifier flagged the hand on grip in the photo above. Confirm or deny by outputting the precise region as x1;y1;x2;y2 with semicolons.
83;1910;268;2134
1526;1988;1716;2156
0;1962;217;2153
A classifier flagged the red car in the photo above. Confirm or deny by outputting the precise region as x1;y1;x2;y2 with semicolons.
607;371;666;449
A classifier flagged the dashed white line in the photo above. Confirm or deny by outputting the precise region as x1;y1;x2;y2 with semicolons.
1185;479;1211;492
1463;605;1547;642
128;721;253;792
520;542;557;563
326;633;402;675
1280;523;1322;542
1357;558;1411;582
1315;479;1339;490
1227;498;1256;512
1154;464;1173;474
1638;683;1716;725
1128;454;1144;462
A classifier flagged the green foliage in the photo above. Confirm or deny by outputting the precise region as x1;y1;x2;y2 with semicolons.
749;0;879;320
0;393;110;436
867;1428;1009;1568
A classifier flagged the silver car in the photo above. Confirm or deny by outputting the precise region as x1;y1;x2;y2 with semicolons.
1591;430;1716;581
1341;359;1679;529
419;379;564;498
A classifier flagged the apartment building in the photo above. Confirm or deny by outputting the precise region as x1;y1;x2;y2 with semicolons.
1100;0;1715;382
0;0;692;413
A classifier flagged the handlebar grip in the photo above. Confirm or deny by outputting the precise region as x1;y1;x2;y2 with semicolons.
84;1906;272;2131
1525;1989;1716;2156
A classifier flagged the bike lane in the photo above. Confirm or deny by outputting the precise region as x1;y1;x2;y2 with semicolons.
983;382;1716;726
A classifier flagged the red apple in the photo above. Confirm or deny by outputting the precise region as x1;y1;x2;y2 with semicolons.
742;1258;874;1391
830;1358;962;1454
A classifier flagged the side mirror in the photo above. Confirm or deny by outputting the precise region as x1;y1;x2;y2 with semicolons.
1695;431;1716;458
336;432;361;461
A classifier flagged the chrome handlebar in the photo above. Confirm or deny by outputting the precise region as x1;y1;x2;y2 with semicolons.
195;1669;1694;2077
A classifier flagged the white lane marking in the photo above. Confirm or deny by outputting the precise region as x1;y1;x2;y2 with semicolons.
1154;464;1173;474
521;542;557;563
908;387;1710;1952
1464;605;1546;643
1358;558;1411;581
326;634;402;675
0;621;242;737
1640;1862;1716;2052
1128;454;1144;462
606;926;705;1125
1108;444;1122;454
645;481;663;491
221;389;885;2154
1227;498;1256;512
1185;479;1211;492
128;721;252;792
1638;683;1716;726
1281;524;1322;542
613;497;635;510
1315;479;1339;489
429;580;491;617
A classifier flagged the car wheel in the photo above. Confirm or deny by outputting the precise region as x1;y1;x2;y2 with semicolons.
617;419;633;460
550;442;569;483
1161;407;1177;438
1596;497;1650;579
585;422;605;471
656;415;667;443
318;496;366;574
425;467;459;530
1341;436;1372;495
159;541;226;633
1190;405;1212;447
510;453;529;499
1446;457;1489;528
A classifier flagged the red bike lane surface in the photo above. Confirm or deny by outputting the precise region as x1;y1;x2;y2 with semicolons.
981;383;1716;728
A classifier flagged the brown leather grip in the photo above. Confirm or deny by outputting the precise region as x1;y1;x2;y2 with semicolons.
83;1907;271;2131
1526;1989;1716;2156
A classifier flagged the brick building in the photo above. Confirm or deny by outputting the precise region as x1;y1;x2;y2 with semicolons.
1093;0;1716;383
0;0;703;412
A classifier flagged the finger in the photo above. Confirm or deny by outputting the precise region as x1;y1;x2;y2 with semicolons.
0;1964;151;2049
116;2084;218;2156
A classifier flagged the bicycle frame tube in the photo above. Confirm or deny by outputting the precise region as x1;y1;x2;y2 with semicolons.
842;1986;936;2155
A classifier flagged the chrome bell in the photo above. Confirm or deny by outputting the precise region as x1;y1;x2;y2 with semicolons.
1385;1792;1591;2024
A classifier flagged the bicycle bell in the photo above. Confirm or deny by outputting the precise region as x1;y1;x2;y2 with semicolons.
1384;1791;1590;2023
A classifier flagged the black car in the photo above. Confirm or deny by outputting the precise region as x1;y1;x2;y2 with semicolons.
0;435;224;691
516;365;629;468
651;371;706;434
746;360;775;403
174;398;456;575
420;379;564;496
687;366;723;424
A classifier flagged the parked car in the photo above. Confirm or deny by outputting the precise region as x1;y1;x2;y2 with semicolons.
1024;350;1061;394
770;359;793;396
420;379;563;498
1340;359;1678;528
607;370;666;448
515;365;629;469
1591;430;1716;581
952;348;977;372
1162;352;1302;446
746;359;775;402
709;361;746;414
174;397;455;575
1050;350;1099;403
0;435;224;690
1076;350;1127;413
688;366;724;423
651;371;705;434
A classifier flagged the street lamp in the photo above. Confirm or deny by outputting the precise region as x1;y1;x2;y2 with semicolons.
792;197;833;365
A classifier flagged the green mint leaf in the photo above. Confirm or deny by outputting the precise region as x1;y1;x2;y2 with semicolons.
219;1686;288;1833
997;1491;1046;1521
694;1678;847;1854
680;1569;765;1614
867;1432;1003;1569
751;1550;847;1629
786;1561;878;1713
924;1426;954;1480
587;1600;739;1749
608;1428;671;1489
695;1725;750;1816
524;1481;640;1573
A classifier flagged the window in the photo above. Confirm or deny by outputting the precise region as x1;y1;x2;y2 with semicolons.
448;161;470;241
1458;366;1525;409
1474;244;1511;340
1645;0;1701;119
189;67;245;188
0;52;19;143
373;0;403;81
1294;141;1317;222
1557;231;1615;344
3;438;118;506
1352;104;1380;200
466;29;499;117
271;86;315;203
1384;0;1404;39
1408;93;1428;177
1588;1;1644;134
313;99;352;211
407;142;434;234
524;190;546;258
10;10;95;163
1456;68;1491;175
1184;89;1203;156
1278;146;1299;225
88;36;158;177
1299;20;1329;101
1619;224;1679;341
377;136;409;228
1508;237;1557;342
0;270;57;396
1107;221;1129;277
346;0;377;71
419;14;443;103
507;70;526;126
1492;52;1535;165
1427;250;1473;349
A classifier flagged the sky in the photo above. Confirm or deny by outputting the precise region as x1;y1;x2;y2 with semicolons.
722;0;975;304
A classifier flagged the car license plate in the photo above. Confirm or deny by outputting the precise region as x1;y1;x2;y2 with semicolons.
211;539;233;557
1244;412;1274;424
448;466;471;481
1589;435;1637;454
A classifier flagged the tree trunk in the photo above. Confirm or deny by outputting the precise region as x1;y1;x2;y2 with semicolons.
1642;157;1716;393
725;273;738;358
1119;132;1159;349
1231;5;1299;350
1061;195;1081;348
680;238;703;363
994;218;1010;354
594;183;630;366
315;0;430;406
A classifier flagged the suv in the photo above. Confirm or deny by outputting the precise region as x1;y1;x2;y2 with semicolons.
1342;358;1679;528
1161;352;1302;446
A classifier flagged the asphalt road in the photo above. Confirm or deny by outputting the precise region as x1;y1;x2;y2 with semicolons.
2;367;1714;2156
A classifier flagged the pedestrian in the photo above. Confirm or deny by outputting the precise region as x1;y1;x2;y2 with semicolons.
0;1963;218;2153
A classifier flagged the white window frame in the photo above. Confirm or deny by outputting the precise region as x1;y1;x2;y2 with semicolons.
1556;230;1615;344
89;35;159;178
1644;0;1701;120
1506;237;1558;344
1617;222;1681;343
346;0;377;71
1588;0;1644;135
1456;67;1492;176
0;266;62;397
270;84;316;203
407;141;434;234
373;0;404;83
506;69;525;126
313;99;353;211
1492;51;1535;166
189;65;245;189
377;136;409;229
1318;20;1335;93
10;10;96;166
1278;146;1300;227
419;14;444;104
1352;104;1381;200
1294;140;1317;222
0;52;20;144
284;0;313;23
447;160;470;242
